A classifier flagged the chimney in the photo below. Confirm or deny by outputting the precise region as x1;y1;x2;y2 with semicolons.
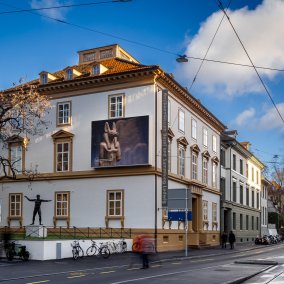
240;142;251;150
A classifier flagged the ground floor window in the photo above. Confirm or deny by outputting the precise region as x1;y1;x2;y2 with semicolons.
9;193;22;217
55;192;69;217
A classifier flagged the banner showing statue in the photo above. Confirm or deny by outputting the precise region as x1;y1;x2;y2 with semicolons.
91;116;149;168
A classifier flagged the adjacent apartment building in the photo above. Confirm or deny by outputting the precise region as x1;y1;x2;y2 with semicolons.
220;132;265;242
0;44;225;250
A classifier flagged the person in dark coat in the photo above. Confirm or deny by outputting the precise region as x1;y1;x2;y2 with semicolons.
229;231;236;249
221;231;228;248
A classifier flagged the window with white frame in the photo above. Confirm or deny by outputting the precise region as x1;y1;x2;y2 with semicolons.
57;102;71;125
107;190;123;216
55;192;69;217
168;140;171;172
202;158;208;184
41;73;48;84
191;119;197;140
178;109;185;132
10;145;23;173
203;128;208;147
212;135;217;153
212;162;217;188
56;142;70;172
203;200;208;221
178;146;185;176
93;64;100;75
66;69;73;80
192;152;198;180
9;193;22;217
168;99;171;124
212;202;217;223
109;94;124;118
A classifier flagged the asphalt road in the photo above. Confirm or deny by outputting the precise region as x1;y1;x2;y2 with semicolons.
0;244;283;284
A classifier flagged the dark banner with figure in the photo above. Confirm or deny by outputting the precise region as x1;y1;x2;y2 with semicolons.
91;116;149;168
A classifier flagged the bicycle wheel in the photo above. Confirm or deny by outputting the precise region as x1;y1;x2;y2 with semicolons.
72;248;79;260
23;251;30;261
100;246;110;259
86;245;97;256
121;241;127;253
6;249;14;261
78;246;84;258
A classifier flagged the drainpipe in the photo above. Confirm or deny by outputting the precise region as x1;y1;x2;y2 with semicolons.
154;84;158;252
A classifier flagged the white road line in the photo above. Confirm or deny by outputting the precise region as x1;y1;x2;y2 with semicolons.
26;281;50;284
266;266;278;273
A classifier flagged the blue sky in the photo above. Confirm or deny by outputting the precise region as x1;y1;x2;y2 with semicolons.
1;0;283;172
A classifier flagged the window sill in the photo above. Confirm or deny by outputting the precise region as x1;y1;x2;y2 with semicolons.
105;216;124;228
53;216;70;228
7;216;23;227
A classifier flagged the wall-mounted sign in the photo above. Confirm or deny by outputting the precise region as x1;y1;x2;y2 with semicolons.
91;116;149;168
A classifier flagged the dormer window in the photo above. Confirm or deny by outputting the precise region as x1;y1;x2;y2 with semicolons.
41;73;48;85
66;69;73;80
93;65;100;75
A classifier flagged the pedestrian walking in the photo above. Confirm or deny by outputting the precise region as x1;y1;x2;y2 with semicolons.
229;231;236;249
221;231;228;248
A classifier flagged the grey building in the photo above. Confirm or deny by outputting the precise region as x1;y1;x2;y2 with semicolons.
220;131;263;243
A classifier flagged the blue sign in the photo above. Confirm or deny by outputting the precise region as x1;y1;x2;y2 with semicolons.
168;211;192;221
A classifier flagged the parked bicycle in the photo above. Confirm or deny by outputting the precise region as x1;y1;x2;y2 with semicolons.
71;240;84;260
106;239;127;254
5;241;30;261
86;240;110;258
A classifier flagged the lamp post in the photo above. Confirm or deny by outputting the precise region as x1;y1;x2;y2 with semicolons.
176;55;188;63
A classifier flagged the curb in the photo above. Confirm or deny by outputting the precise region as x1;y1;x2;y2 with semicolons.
221;264;277;284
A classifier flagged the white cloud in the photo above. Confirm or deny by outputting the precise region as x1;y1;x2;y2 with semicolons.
176;0;284;97
235;107;256;126
30;0;70;20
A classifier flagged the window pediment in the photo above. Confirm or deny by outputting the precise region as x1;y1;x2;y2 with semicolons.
168;127;175;140
202;150;211;159
51;130;74;140
7;135;24;144
212;156;219;163
190;144;200;153
177;136;189;148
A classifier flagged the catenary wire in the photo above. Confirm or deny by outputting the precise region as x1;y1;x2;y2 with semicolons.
189;0;232;91
217;0;284;124
0;1;284;73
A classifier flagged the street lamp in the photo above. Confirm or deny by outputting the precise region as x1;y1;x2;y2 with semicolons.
176;55;188;63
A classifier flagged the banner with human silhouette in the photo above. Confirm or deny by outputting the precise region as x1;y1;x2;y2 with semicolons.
91;116;149;168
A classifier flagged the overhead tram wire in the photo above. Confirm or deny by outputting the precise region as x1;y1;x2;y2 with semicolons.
1;1;284;73
189;0;232;90
217;0;284;124
0;0;130;15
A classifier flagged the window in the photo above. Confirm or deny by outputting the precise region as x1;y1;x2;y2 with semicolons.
9;193;22;217
10;145;23;173
246;187;249;206
212;203;217;223
252;167;254;182
202;158;208;184
233;212;236;230
257;192;260;209
240;184;244;204
107;190;123;216
220;178;226;200
212;136;217;153
66;69;73;80
212;162;217;188
240;214;243;230
246;164;248;178
168;140;171;172
220;149;225;167
109;94;124;118
191;119;197;140
83;52;95;62
55;192;69;217
203;128;208;147
178;146;185;176
192;152;198;180
240;159;243;175
93;64;100;75
252;190;255;208
178;109;185;132
233;181;237;202
203;200;208;221
56;142;70;172
41;73;47;84
256;217;259;230
100;48;113;59
251;216;254;230
168;99;171;124
57;102;71;125
256;170;259;184
233;154;236;171
246;215;249;230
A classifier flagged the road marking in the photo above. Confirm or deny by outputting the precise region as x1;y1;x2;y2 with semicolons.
172;262;181;265
151;264;161;268
67;275;86;279
127;268;140;271
191;258;214;263
100;271;116;274
26;281;50;284
266;266;278;273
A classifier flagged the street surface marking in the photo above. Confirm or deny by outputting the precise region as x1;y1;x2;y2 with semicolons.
171;262;181;265
266;266;278;273
127;268;140;271
67;275;86;279
191;258;214;263
151;264;162;268
261;275;273;278
26;281;50;284
100;271;116;274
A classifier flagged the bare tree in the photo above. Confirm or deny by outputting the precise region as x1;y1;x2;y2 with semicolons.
0;81;51;180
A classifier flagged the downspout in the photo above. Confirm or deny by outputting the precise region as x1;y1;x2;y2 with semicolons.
154;83;158;252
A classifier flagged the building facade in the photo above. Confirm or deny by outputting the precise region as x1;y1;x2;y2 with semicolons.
220;133;265;242
0;44;225;250
261;177;270;236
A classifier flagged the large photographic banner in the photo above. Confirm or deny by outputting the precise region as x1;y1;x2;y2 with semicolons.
91;116;149;168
